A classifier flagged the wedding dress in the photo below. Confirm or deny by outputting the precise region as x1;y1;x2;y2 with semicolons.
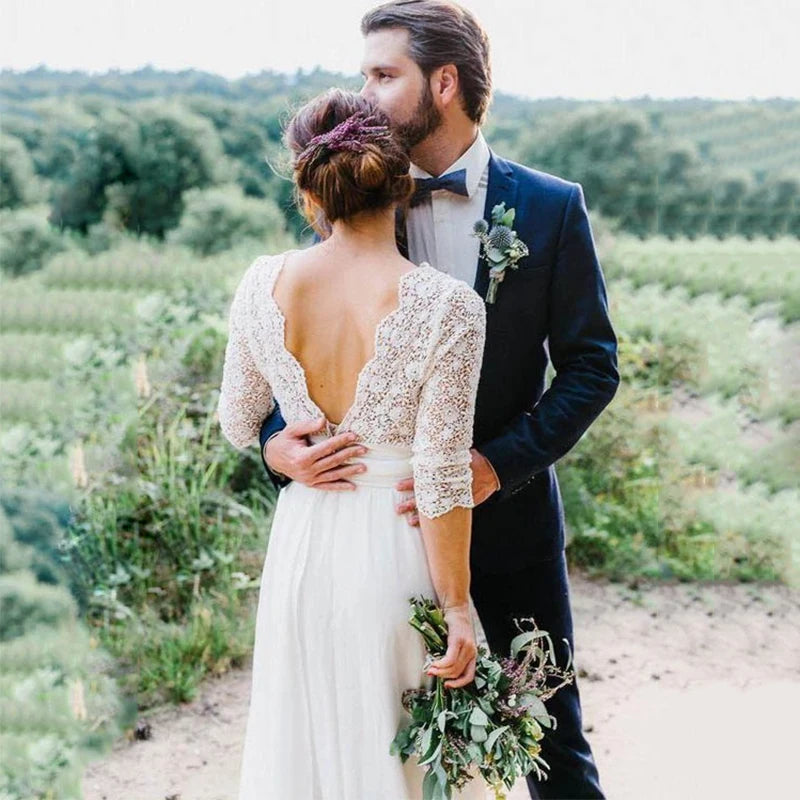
217;250;487;800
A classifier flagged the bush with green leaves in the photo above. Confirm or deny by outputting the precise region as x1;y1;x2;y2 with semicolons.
0;204;69;277
62;383;276;706
0;133;43;209
50;102;232;237
520;106;800;239
559;383;797;584
0;489;128;800
605;235;800;324
167;182;288;256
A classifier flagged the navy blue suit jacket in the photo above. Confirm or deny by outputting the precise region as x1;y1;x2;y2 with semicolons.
258;150;619;575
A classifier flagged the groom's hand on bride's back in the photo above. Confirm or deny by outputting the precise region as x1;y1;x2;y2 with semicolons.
263;417;369;490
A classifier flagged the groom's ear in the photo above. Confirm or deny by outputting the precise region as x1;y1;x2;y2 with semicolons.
434;64;460;108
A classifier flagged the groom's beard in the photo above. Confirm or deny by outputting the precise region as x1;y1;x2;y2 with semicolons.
393;81;443;150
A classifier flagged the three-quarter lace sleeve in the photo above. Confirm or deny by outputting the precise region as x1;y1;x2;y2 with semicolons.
411;284;487;518
217;264;276;450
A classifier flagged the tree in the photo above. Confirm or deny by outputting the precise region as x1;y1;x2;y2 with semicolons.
50;102;231;237
167;183;286;255
0;205;67;276
0;134;41;208
520;106;661;236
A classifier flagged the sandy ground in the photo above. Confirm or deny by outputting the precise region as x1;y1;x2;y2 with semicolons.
82;574;800;800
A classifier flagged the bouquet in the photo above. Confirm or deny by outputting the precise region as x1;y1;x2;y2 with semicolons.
390;596;574;800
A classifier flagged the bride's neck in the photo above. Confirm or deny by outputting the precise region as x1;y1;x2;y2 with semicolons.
324;207;399;257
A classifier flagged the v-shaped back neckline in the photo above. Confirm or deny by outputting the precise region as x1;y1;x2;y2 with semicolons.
266;249;430;436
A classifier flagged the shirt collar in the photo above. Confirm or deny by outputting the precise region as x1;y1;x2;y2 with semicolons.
409;129;490;198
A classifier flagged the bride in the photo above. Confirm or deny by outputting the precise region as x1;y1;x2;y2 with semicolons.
217;88;487;799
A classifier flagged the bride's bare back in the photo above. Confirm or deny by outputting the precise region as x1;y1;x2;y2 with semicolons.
272;245;417;427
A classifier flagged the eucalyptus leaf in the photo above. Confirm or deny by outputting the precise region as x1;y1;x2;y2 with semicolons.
467;741;483;762
477;696;495;717
522;694;548;722
422;765;440;800
491;202;507;224
469;706;489;727
418;736;443;766
547;634;556;666
433;761;450;800
437;709;449;733
420;725;434;758
510;630;547;659
501;208;516;227
484;725;509;754
470;723;488;743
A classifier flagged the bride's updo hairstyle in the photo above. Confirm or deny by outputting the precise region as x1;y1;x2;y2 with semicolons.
285;89;415;236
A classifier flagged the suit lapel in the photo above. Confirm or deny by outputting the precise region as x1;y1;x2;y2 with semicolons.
474;150;518;297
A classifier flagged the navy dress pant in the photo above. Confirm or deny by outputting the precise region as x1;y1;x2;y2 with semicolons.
469;551;605;799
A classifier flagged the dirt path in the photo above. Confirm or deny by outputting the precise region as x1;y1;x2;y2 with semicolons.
81;574;800;800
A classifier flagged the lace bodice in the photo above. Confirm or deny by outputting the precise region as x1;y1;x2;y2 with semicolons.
216;250;487;518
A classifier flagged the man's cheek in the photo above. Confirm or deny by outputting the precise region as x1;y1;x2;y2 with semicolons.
386;97;411;127
376;91;399;115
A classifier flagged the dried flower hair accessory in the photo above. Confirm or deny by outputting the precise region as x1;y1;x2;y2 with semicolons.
300;110;392;162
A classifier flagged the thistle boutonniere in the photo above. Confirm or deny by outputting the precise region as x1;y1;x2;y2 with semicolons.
472;202;530;304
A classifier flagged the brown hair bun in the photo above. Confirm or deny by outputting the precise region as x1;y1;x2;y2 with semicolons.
285;89;414;234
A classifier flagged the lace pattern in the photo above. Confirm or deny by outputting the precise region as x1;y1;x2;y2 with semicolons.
216;268;276;450
217;252;486;518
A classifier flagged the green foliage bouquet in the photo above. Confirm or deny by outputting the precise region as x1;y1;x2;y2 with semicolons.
390;596;575;800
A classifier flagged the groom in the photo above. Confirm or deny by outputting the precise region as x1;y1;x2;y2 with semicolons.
259;2;617;797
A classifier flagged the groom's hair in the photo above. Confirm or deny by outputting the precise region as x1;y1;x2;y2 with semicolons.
361;0;493;126
285;89;415;236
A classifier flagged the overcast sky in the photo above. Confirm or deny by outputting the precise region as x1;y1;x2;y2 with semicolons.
2;0;798;100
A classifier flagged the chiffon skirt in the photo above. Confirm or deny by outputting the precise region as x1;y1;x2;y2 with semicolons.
237;439;486;800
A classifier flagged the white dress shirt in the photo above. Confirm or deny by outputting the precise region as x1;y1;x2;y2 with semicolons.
406;130;491;288
406;130;501;491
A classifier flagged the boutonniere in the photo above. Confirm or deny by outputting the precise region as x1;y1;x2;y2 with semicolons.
472;202;530;304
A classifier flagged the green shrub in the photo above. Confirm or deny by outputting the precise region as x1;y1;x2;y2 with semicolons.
0;571;77;641
167;182;287;256
0;489;127;800
0;133;42;209
0;205;68;277
560;383;793;583
63;385;275;705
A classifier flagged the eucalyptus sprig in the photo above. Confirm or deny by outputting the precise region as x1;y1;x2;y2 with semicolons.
391;595;574;800
472;202;530;304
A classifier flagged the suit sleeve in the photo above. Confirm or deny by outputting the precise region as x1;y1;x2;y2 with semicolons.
258;402;292;490
479;182;620;500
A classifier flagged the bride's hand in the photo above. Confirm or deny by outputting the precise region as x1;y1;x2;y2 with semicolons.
426;602;477;690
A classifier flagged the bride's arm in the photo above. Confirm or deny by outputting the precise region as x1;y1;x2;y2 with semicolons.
411;285;487;688
217;268;276;450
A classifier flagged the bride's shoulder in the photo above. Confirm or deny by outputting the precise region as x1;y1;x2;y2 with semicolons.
416;264;485;321
238;249;298;288
245;250;289;276
228;252;287;312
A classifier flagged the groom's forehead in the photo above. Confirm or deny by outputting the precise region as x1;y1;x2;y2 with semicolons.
361;28;411;69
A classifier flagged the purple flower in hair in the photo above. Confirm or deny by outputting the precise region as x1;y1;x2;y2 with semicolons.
301;110;392;161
